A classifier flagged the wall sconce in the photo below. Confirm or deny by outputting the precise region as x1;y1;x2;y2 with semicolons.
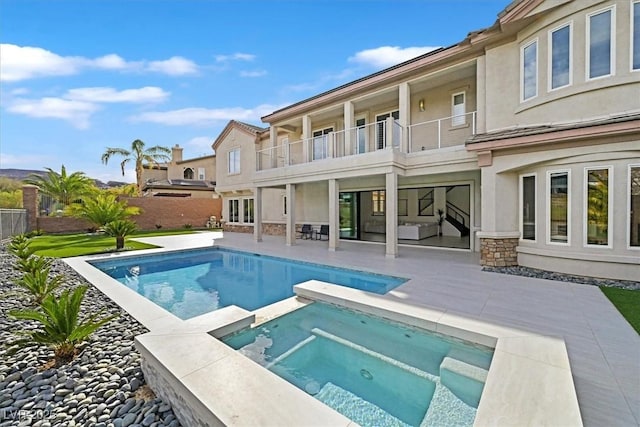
418;98;425;112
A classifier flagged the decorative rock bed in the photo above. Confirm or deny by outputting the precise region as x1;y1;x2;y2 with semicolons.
0;246;182;427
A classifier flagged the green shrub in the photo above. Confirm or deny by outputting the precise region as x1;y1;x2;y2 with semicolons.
104;219;138;250
183;223;192;229
8;234;34;260
9;286;118;365
14;268;64;304
15;255;53;275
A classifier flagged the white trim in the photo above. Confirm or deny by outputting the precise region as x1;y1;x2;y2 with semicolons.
227;147;241;175
311;125;334;161
583;166;613;249
548;22;573;92
243;198;255;224
451;91;466;126
519;173;537;243
520;38;538;102
546;169;571;246
628;164;640;250
586;5;616;81
632;0;640;72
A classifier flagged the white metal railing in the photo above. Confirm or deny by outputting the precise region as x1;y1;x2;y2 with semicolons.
256;111;476;171
407;111;476;152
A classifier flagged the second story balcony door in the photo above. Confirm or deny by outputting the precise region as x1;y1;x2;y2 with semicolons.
313;127;333;160
375;111;400;150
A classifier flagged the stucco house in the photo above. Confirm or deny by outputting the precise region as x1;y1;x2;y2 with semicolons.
213;0;638;281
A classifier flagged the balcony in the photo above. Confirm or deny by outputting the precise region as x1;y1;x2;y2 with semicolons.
256;111;476;172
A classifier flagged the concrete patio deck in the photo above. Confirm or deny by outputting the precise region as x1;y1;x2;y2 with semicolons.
132;231;639;426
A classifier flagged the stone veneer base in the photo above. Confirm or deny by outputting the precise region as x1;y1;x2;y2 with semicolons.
480;237;519;267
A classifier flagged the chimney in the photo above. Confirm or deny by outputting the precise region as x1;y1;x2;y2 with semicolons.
171;144;183;163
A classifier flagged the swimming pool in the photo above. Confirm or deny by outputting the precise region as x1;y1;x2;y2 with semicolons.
223;302;493;427
90;248;406;319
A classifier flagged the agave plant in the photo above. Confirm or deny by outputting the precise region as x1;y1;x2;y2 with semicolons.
7;234;34;260
14;268;64;304
9;286;118;365
104;219;138;250
15;255;53;275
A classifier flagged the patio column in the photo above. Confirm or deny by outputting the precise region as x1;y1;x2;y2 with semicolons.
344;101;354;155
286;184;296;246
253;187;263;242
399;82;410;153
328;179;339;251
302;115;311;163
385;171;398;258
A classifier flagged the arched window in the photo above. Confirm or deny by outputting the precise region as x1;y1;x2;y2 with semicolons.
183;168;194;179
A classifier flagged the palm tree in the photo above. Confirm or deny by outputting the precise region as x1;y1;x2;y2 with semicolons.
24;165;94;207
101;139;171;196
68;193;140;229
104;219;138;250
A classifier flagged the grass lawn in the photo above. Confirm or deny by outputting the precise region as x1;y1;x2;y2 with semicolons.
601;287;640;334
29;229;197;258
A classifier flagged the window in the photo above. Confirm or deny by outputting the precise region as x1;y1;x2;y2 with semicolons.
372;190;385;216
283;195;287;216
183;168;194;179
633;1;640;70
312;127;332;160
548;171;569;244
630;165;640;247
228;148;240;174
229;199;239;222
375;111;399;149
356;118;367;154
198;167;205;180
550;24;572;89
522;40;538;100
588;8;614;79
243;199;254;224
585;168;611;246
451;92;466;126
521;174;536;240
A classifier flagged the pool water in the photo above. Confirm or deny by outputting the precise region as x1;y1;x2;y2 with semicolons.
90;248;406;319
223;302;493;427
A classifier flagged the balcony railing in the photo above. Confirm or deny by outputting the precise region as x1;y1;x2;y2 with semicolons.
256;111;476;171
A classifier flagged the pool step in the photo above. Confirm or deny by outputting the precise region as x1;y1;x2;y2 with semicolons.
439;356;488;408
420;383;477;427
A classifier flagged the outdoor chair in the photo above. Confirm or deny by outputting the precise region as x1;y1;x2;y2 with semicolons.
298;224;314;239
316;225;329;240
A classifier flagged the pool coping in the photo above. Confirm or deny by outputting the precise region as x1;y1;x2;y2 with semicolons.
65;250;583;426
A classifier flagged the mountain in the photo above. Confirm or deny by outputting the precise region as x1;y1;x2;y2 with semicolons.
0;169;128;188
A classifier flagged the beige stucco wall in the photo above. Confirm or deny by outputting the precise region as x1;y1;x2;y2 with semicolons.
142;167;168;183
485;0;640;132
169;157;216;181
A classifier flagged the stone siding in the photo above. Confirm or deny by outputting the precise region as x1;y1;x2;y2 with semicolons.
263;223;286;236
480;237;519;267
223;224;253;233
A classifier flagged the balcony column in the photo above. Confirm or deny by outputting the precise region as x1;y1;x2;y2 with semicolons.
285;184;296;246
385;117;395;149
253;187;263;242
328;179;339;251
344;101;354;155
270;126;278;168
385;171;398;258
399;82;410;152
476;56;486;134
302;115;311;162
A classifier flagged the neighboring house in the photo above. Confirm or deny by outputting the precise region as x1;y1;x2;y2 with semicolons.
142;144;218;198
227;0;637;281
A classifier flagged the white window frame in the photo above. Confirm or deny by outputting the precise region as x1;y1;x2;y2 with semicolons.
628;164;640;250
548;22;573;91
584;166;613;248
586;6;616;81
451;92;466;126
183;167;194;180
519;173;537;242
243;198;254;224
375;110;399;149
521;38;539;101
228;148;241;175
312;126;333;161
632;0;640;72
546;169;571;246
198;167;205;180
228;199;240;223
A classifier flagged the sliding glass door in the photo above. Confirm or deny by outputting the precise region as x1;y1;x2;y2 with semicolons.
339;192;359;239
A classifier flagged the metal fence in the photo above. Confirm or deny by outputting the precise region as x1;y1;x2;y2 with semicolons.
0;209;27;241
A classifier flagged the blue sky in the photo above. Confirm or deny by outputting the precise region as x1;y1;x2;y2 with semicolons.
1;0;507;183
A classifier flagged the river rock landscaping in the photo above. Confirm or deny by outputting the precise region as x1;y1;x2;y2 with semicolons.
0;245;182;427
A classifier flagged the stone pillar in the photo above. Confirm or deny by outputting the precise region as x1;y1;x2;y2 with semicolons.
328;179;339;251
22;185;39;232
344;101;355;155
302;115;311;163
398;82;410;152
286;184;296;246
385;172;398;258
253;187;262;242
477;232;520;267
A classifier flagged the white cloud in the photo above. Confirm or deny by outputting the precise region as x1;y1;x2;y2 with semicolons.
215;53;256;63
64;86;169;103
186;136;214;152
240;69;267;78
0;44;200;81
7;97;99;129
10;88;30;95
0;152;54;168
349;46;441;69
130;104;282;126
147;56;198;76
